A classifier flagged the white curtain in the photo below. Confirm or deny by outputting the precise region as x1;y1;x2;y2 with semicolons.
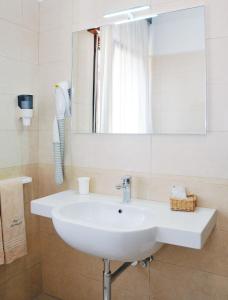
97;20;152;133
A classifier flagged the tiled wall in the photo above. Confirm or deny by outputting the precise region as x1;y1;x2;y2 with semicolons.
0;0;39;170
38;0;228;299
0;0;41;298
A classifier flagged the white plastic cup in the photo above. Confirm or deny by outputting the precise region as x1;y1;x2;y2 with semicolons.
78;177;90;195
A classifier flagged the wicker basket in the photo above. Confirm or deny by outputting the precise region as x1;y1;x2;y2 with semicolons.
170;194;197;212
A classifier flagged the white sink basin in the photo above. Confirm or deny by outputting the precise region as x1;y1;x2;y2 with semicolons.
31;191;217;262
52;200;162;261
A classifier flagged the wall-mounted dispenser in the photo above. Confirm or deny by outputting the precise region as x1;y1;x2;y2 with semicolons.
18;95;33;127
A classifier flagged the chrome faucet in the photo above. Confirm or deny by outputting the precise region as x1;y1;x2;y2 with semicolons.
116;176;132;203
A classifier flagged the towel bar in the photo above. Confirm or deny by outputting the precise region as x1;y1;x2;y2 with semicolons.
2;176;32;184
20;177;32;184
0;177;32;185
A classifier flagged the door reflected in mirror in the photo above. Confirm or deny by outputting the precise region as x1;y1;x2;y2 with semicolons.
72;6;206;134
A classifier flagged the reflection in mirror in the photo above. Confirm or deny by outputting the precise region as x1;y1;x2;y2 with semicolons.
72;6;206;134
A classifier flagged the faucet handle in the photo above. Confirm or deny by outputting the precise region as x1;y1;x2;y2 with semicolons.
121;175;132;185
116;176;131;190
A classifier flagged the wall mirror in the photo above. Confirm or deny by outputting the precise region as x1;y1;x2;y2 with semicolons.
71;6;206;134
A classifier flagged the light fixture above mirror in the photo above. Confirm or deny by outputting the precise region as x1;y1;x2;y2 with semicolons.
103;5;151;19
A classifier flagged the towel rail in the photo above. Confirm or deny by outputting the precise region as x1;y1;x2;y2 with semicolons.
0;177;32;185
21;177;32;184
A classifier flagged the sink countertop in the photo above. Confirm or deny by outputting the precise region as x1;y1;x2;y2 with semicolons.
31;190;216;249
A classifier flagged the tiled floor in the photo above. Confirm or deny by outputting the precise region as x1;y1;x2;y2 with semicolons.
34;294;59;300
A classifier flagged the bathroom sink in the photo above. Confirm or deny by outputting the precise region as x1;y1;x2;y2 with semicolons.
32;190;216;262
52;200;162;261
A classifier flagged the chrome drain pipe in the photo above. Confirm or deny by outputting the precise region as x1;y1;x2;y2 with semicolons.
103;256;153;300
103;259;111;300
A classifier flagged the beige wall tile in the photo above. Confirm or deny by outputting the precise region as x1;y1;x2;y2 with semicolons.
22;164;40;199
25;232;41;269
112;288;150;300
40;217;56;235
39;29;72;64
0;94;19;130
38;131;55;165
28;263;43;299
22;0;39;32
41;232;102;299
58;273;101;300
111;261;150;297
155;228;228;277
0;263;42;300
0;10;38;63
39;0;73;32
0;166;23;180
207;36;228;84
21;28;39;64
0;131;22;168
151;132;228;178
35;294;58;300
25;202;40;236
206;0;228;39
150;260;228;300
0;0;22;24
0;19;22;60
24;169;42;269
72;0;101;29
0;56;38;94
0;256;26;287
37;98;55;132
39;62;71;97
207;83;228;131
38;164;72;197
0;271;30;300
21;130;39;165
71;134;152;173
41;231;103;281
100;0;150;16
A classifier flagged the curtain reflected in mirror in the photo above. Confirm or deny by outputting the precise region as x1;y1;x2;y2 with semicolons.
72;6;206;134
97;20;152;133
